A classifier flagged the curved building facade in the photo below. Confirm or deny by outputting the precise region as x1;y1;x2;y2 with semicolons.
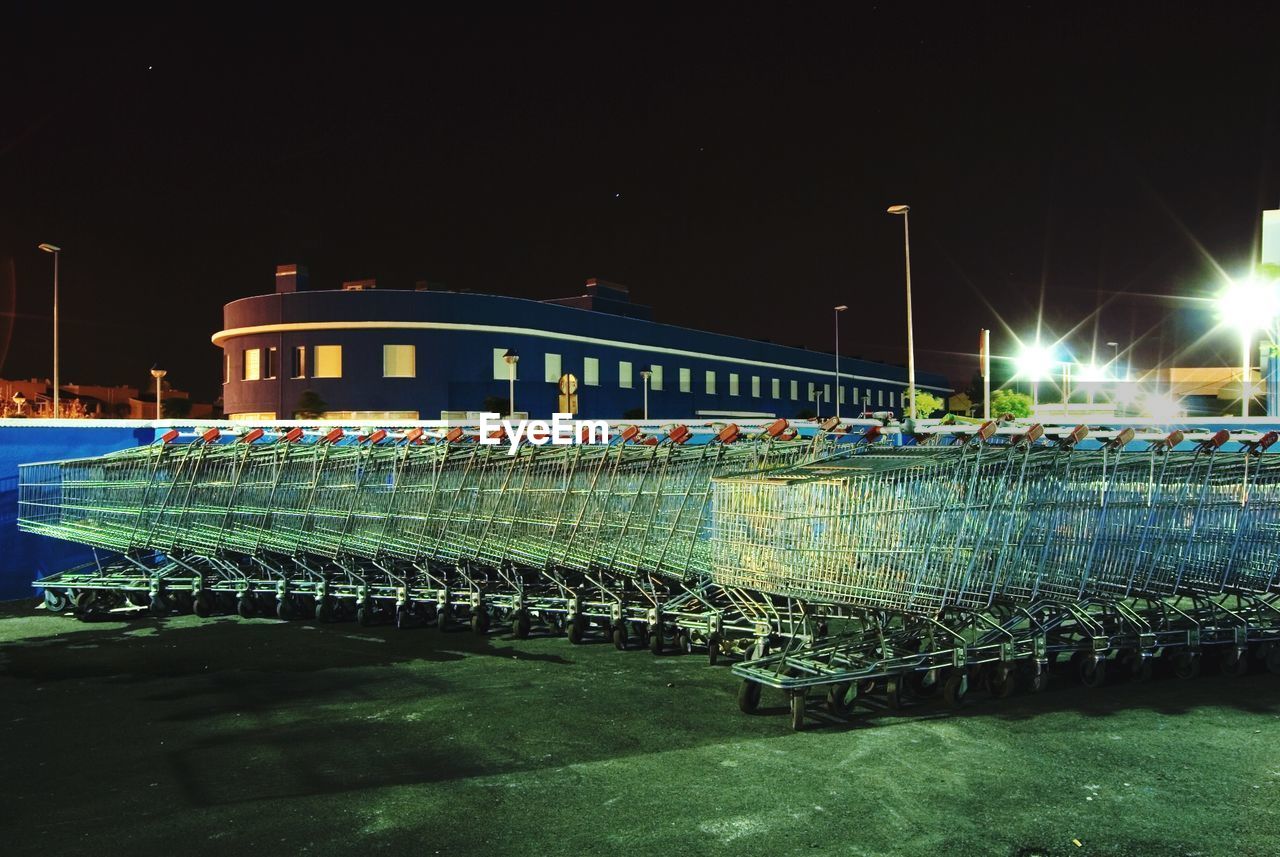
214;273;950;421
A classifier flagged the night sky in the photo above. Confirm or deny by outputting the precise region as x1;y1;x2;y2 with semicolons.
3;4;1279;402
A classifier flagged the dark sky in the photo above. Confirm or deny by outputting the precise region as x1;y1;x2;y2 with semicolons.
3;4;1279;401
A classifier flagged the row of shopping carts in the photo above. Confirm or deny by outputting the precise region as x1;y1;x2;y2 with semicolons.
718;424;1280;726
19;419;856;659
20;418;1280;729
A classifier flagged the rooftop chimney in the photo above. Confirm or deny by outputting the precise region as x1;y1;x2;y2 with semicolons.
275;264;308;294
342;278;377;291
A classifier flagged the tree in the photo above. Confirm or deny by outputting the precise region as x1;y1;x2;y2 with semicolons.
991;389;1032;418
162;397;193;418
294;390;328;419
902;388;944;418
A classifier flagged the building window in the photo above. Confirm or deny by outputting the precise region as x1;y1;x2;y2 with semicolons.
314;345;343;379
729;373;740;396
493;348;517;381
771;378;780;399
751;376;761;397
223;354;230;385
650;364;663;391
790;380;798;401
584;357;599;386
823;384;831;403
242;348;261;381
889;391;896;406
705;370;716;395
838;386;845;405
545;353;562;383
679;367;691;393
384;344;416;378
264;347;278;380
619;360;633;389
291;346;306;379
878;389;884;406
807;381;815;403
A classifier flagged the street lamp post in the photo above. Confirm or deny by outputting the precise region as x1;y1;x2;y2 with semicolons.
640;369;651;420
150;366;167;419
833;305;847;420
503;350;519;416
886;205;916;419
12;391;26;417
38;243;60;417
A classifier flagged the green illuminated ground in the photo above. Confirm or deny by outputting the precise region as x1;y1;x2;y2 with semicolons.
1;603;1276;857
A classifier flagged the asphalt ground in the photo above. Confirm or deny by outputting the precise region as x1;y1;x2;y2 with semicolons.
1;601;1277;857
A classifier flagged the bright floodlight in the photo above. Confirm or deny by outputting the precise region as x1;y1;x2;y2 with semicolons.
1217;277;1280;334
1140;391;1185;423
886;204;910;215
1015;342;1056;381
1076;362;1109;384
37;243;61;253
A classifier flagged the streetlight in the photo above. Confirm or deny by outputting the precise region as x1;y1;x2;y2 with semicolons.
833;305;847;420
38;243;60;417
1015;341;1056;412
150;366;167;419
502;349;519;416
640;369;651;420
886;205;916;419
11;391;26;417
1216;278;1280;417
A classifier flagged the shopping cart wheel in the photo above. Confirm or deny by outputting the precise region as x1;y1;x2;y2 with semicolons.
788;691;806;730
513;611;532;640
192;592;212;618
436;609;449;632
905;669;940;699
988;663;1015;699
1265;645;1280;676
707;634;722;666
315;597;335;623
1220;647;1249;677
678;632;693;654
1022;666;1049;693
1079;655;1107;688
884;677;903;710
43;589;69;613
737;679;762;714
172;592;193;615
826;682;855;714
942;671;968;707
471;611;490;635
611;623;627;650
648;625;665;655
1121;652;1153;683
236;596;256;619
277;598;296;621
148;595;169;617
566;616;586;645
73;590;100;619
1172;650;1201;680
356;604;376;627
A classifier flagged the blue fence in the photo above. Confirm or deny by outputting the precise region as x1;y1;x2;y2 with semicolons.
0;422;156;599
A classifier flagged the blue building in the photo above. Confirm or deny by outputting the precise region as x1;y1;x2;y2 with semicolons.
214;266;951;420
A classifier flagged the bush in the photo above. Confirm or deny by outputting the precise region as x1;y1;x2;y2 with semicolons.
294;390;328;419
991;389;1033;418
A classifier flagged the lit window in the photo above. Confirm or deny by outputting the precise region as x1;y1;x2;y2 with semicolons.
223;354;230;385
384;344;416;378
265;347;278;380
878;389;884;406
650;364;663;391
771;378;780;399
314;345;343;378
291;346;306;379
545;353;562;383
679;368;691;393
619;360;633;389
807;381;815;402
584;357;599;386
838;386;845;404
493;348;517;381
751;376;760;398
790;380;798;401
823;384;830;403
729;373;739;396
242;348;261;381
889;391;896;406
705;370;716;395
